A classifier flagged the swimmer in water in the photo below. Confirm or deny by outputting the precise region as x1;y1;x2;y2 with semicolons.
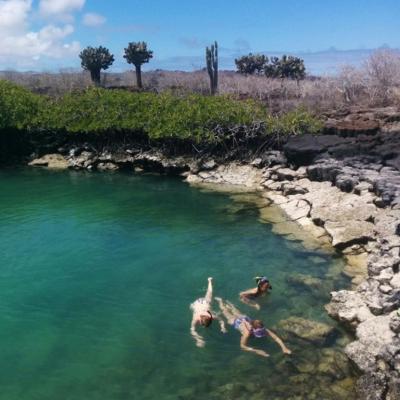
239;276;272;310
215;297;291;358
190;277;227;348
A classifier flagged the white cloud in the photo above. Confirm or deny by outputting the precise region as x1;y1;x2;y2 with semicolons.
39;0;85;18
0;0;82;69
0;0;31;34
83;12;106;27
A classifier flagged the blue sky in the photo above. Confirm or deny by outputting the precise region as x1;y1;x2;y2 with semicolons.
1;0;399;73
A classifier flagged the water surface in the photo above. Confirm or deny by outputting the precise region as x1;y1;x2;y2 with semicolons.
0;169;355;400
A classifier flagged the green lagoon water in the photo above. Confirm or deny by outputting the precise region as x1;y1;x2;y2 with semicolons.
0;169;356;400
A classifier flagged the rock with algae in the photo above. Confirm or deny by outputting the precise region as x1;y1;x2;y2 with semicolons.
277;316;337;345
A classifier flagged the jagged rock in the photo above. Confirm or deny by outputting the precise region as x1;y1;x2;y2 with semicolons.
335;174;359;192
345;313;396;373
356;371;388;400
324;220;375;249
201;159;217;170
368;254;400;276
324;118;380;136
29;153;69;169
279;198;311;221
69;151;96;169
391;273;400;289
354;181;373;194
275;167;299;181
327;290;373;328
97;162;119;171
277;316;336;345
281;183;308;196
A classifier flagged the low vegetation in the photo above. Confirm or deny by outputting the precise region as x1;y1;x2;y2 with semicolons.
0;80;321;152
3;50;399;112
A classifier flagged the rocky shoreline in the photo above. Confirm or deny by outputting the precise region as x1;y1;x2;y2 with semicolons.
26;107;400;399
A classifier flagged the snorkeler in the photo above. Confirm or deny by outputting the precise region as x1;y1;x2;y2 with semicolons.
239;276;272;310
190;277;227;348
215;297;291;358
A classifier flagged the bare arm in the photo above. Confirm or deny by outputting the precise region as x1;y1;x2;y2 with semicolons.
267;329;291;355
204;277;213;304
240;329;269;358
214;315;227;333
239;288;260;310
190;317;205;348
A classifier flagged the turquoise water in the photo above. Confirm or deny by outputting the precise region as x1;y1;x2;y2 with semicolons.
0;169;355;400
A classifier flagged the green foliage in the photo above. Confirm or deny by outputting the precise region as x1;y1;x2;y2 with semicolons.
79;46;115;85
264;55;306;80
124;42;153;67
0;82;322;144
123;42;153;88
0;80;43;130
235;53;268;75
267;108;323;135
206;42;218;95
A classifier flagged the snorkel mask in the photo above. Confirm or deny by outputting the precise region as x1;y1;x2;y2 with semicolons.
255;276;272;290
252;327;267;338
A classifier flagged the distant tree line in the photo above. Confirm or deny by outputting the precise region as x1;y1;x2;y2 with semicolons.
78;42;307;94
235;53;306;81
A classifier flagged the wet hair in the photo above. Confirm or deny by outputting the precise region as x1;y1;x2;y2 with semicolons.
255;276;272;292
251;320;264;329
200;313;213;327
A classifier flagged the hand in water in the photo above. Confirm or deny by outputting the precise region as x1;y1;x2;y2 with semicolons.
208;277;213;283
196;339;205;348
283;347;292;355
254;303;261;311
255;349;269;358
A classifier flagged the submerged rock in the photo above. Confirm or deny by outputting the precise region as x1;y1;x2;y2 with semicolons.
277;316;336;345
286;273;324;294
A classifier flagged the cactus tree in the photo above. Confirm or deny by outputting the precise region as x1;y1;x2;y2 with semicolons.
206;41;218;95
124;41;153;89
79;46;114;86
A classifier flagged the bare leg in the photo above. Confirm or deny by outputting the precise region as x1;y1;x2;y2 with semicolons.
224;300;244;317
204;277;213;304
215;297;236;324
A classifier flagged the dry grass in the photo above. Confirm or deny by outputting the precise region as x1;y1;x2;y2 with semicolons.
2;50;400;113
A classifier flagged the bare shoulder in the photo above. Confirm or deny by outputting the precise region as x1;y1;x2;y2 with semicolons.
240;288;257;297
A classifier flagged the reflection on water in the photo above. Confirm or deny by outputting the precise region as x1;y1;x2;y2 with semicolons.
0;169;356;400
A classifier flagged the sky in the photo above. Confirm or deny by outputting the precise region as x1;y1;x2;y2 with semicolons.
0;0;399;74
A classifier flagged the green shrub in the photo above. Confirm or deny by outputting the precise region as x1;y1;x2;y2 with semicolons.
0;82;322;144
0;80;43;130
267;108;323;136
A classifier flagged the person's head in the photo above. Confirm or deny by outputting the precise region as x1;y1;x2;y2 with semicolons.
255;276;272;293
200;312;213;327
251;319;267;338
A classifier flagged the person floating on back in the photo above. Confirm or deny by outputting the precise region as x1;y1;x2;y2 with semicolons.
239;276;272;310
190;277;227;347
215;297;291;358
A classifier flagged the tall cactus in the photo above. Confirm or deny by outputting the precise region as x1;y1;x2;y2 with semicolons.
206;41;218;95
